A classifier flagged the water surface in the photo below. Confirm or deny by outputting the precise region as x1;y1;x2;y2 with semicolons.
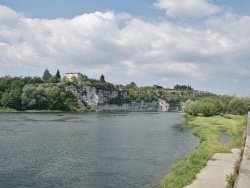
0;112;199;188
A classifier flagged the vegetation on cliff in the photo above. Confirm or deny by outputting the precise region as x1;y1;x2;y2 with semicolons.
0;70;249;114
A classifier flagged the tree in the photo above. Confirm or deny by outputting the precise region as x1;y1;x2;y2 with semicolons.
21;85;47;109
174;84;193;91
228;98;248;115
11;79;25;90
199;101;217;117
56;69;61;79
125;82;138;90
82;74;89;81
49;75;60;83
0;88;22;110
45;86;76;110
0;76;12;92
32;76;44;84
23;76;34;84
42;68;52;81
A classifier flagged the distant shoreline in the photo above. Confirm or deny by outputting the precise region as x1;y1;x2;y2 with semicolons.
0;109;64;113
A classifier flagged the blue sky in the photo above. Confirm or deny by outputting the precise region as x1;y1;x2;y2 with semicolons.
0;0;250;96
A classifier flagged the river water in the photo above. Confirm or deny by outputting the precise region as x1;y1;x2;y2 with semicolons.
0;112;199;188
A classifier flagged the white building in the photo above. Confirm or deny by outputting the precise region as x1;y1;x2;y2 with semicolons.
65;72;82;82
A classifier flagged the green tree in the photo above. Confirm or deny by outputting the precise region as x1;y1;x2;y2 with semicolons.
184;99;200;116
49;75;60;83
200;97;222;115
0;88;22;110
56;69;61;79
42;68;52;81
23;76;34;84
11;79;25;90
32;76;44;84
0;76;12;92
81;74;89;81
125;82;138;90
0;91;3;102
21;85;47;109
199;101;217;117
228;98;248;115
1;91;11;108
45;87;76;110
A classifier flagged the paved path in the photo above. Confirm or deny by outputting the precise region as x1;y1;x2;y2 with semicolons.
184;149;240;188
234;113;250;188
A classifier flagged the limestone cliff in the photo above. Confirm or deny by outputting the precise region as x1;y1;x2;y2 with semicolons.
96;99;169;112
77;86;183;112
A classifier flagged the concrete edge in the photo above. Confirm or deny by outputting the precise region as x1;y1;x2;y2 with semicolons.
234;112;250;188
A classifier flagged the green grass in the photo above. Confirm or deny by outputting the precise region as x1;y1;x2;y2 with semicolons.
0;108;66;113
161;114;246;188
0;107;17;112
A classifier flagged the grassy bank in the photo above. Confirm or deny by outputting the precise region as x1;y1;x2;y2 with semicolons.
161;114;246;188
0;107;17;112
0;107;64;113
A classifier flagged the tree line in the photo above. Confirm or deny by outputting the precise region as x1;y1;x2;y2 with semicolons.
174;84;193;91
184;96;249;116
1;71;249;115
0;70;77;111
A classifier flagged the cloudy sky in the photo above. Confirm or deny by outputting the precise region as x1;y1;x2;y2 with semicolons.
0;0;250;96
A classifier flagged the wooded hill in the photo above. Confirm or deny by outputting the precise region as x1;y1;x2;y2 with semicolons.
0;70;249;115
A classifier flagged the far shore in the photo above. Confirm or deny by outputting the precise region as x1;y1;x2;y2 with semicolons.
0;109;65;113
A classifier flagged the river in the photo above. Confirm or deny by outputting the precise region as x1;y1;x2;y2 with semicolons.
0;112;199;188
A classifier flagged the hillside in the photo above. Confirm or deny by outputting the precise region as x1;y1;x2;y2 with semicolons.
0;71;246;113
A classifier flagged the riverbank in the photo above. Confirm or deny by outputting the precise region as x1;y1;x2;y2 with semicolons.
0;108;64;113
161;114;246;188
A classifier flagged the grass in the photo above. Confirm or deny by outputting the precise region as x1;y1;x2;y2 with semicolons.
161;114;246;188
0;108;65;113
0;107;17;112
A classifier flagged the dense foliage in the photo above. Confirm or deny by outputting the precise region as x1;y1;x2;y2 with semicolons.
174;84;193;91
184;96;249;116
108;87;158;105
108;86;216;106
0;75;77;111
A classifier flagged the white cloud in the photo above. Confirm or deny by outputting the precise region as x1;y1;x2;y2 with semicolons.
0;5;250;95
154;0;221;19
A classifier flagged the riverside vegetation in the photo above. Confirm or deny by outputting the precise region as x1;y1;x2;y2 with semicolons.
161;106;247;188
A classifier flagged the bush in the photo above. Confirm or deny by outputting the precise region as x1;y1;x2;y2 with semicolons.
228;98;248;115
184;97;229;117
199;101;217;117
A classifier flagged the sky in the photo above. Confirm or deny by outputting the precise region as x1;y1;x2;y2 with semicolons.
0;0;250;96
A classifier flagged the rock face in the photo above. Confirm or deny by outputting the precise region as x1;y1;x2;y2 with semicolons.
96;99;172;112
79;86;119;106
96;100;183;112
79;86;183;112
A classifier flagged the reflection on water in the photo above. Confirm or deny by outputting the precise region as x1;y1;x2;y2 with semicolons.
220;130;231;143
0;112;199;188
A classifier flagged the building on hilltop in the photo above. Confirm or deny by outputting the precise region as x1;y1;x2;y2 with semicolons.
65;72;82;82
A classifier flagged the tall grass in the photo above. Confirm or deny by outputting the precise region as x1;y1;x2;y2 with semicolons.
161;114;246;188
